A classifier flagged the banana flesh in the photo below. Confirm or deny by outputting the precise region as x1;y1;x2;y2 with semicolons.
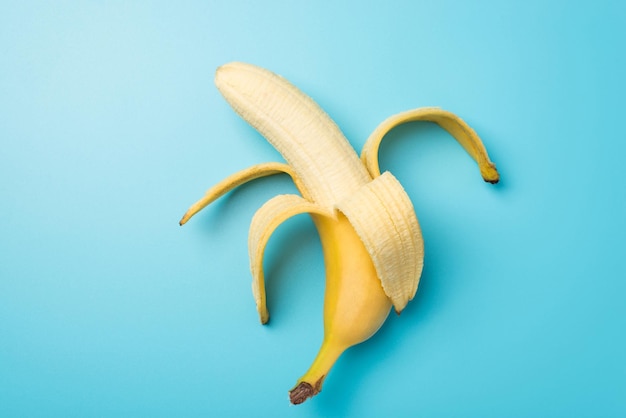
180;62;499;404
214;62;371;210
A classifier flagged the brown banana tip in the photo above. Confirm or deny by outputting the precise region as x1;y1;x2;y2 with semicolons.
479;162;499;184
289;378;323;405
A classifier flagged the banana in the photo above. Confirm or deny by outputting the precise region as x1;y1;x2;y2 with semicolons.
180;62;499;404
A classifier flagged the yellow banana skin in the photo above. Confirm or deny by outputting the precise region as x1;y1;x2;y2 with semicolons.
180;62;499;405
289;213;392;404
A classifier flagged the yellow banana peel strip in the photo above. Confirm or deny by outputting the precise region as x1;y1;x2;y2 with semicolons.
337;171;424;313
361;107;499;183
248;194;332;324
179;162;309;226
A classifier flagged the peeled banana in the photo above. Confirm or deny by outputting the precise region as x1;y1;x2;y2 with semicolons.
180;62;499;404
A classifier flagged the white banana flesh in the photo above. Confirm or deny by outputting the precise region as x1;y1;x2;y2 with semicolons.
215;62;371;210
180;62;499;404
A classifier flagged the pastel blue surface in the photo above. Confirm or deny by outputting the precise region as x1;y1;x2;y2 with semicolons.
1;1;625;417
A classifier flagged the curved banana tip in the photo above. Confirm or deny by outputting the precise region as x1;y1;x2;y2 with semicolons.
215;62;253;92
480;163;500;184
259;310;269;325
215;64;228;80
289;379;323;405
179;207;199;226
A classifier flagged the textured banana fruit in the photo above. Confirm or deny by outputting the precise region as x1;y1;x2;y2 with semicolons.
180;62;499;404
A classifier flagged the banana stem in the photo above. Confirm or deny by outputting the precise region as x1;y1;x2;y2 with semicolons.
289;340;345;404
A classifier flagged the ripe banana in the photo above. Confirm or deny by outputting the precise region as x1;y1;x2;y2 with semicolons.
180;62;499;404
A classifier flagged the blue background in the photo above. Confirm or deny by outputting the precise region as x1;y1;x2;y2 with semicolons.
1;1;625;417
